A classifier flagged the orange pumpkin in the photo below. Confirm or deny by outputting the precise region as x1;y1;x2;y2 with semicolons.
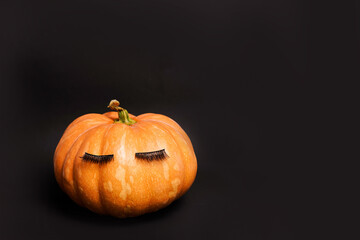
53;100;197;218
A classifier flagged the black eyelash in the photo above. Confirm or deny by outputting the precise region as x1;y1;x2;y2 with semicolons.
135;149;169;161
81;152;114;164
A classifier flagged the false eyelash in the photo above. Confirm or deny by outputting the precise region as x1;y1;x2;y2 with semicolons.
135;149;169;161
81;152;114;164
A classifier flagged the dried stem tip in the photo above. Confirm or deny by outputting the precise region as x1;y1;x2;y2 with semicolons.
107;99;136;125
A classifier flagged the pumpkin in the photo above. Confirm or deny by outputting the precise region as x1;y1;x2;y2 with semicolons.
53;100;197;218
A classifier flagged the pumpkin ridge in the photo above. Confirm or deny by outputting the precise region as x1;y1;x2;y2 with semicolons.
61;115;111;143
97;124;115;215
141;118;193;154
140;115;194;150
144;119;196;197
142;124;164;209
143;120;187;198
72;124;113;212
143;118;196;167
54;116;111;186
61;123;109;200
98;123;131;217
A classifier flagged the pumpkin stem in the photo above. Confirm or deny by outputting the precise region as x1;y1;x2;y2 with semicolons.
108;99;136;125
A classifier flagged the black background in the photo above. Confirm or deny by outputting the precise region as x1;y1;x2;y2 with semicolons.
1;0;358;239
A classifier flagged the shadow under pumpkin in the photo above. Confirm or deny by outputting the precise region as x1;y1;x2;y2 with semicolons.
38;163;185;225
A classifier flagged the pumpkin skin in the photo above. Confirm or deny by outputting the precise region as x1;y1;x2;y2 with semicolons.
54;109;197;218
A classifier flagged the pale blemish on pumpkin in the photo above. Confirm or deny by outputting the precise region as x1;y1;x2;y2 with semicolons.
124;205;132;213
118;132;127;163
79;186;84;192
130;175;134;183
163;162;169;180
78;169;82;177
168;178;181;198
169;191;176;198
116;165;131;200
173;163;180;171
104;181;113;192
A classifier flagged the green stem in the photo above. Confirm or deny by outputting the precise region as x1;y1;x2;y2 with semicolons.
108;99;136;125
